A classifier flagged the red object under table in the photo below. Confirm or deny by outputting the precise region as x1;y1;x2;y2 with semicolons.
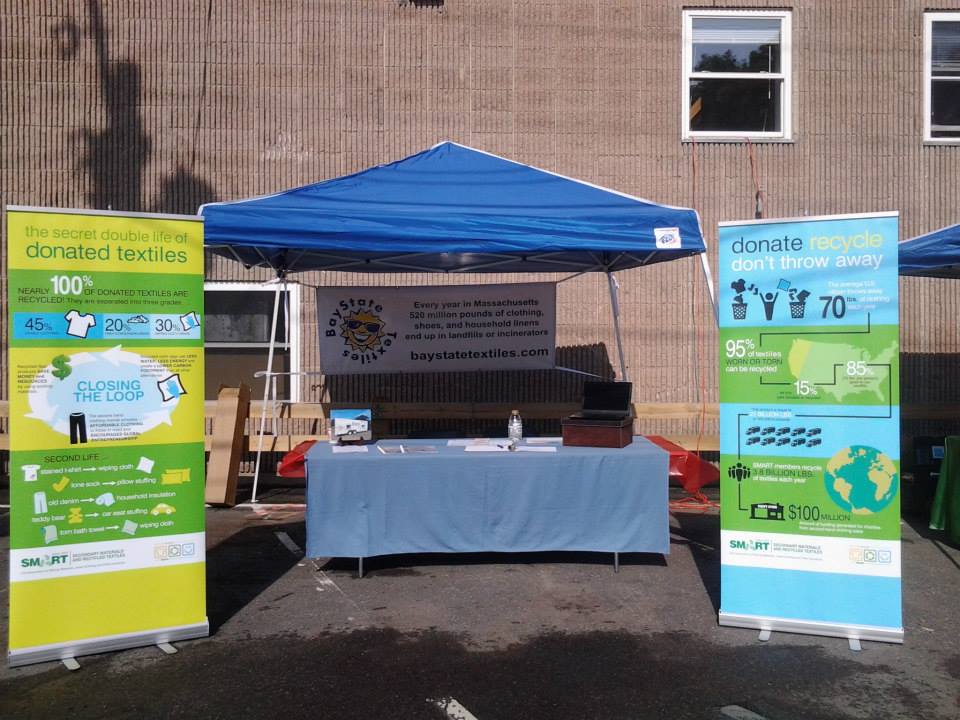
644;435;719;494
277;440;319;478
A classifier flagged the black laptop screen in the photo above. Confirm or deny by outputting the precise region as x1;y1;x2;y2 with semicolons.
582;381;632;413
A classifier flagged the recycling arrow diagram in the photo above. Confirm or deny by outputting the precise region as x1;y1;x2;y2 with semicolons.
99;345;141;367
140;409;174;429
26;400;59;424
26;376;59;422
70;352;98;366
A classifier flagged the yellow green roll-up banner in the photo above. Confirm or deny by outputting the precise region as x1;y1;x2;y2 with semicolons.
6;207;207;666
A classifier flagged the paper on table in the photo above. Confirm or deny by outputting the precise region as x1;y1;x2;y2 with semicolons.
516;446;558;453
448;438;510;446
463;445;511;453
525;437;562;445
379;445;439;454
332;445;369;454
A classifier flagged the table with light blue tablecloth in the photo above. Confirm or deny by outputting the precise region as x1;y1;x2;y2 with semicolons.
305;437;669;560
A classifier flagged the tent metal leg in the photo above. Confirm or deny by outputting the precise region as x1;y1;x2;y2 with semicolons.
698;251;719;326
606;272;628;382
358;557;364;579
251;280;283;503
282;280;292;450
613;552;620;573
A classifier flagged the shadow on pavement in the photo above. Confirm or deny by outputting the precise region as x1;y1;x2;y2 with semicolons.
901;513;960;569
670;510;722;613
205;519;306;633
317;550;667;578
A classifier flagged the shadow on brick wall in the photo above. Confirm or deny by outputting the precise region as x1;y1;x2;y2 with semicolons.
153;167;218;216
62;1;218;214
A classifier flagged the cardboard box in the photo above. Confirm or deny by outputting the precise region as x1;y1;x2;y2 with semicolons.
205;384;251;506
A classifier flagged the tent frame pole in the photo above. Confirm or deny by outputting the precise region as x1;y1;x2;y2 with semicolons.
606;271;629;382
251;275;284;503
698;251;719;326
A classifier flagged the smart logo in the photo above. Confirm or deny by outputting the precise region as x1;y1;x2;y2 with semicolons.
729;539;770;552
20;553;70;569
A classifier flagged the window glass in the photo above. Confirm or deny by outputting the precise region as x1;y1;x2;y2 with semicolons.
683;11;790;139
931;81;960;137
929;18;960;139
689;79;782;133
205;290;287;344
203;287;297;401
931;21;960;77
692;18;781;73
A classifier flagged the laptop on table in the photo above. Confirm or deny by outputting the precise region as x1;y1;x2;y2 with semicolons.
568;381;633;423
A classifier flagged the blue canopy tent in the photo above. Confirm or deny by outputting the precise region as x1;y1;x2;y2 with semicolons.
899;222;960;278
200;141;716;499
203;141;709;275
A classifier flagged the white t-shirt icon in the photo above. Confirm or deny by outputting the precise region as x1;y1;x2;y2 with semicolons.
65;310;97;338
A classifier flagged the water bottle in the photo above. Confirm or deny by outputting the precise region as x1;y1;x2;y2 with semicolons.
507;409;523;444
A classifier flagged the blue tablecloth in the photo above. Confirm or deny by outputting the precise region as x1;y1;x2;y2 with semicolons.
305;437;669;559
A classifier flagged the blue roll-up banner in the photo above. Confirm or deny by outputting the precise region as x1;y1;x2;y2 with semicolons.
718;212;902;643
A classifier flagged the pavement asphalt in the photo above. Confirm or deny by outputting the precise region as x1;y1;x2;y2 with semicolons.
0;485;958;720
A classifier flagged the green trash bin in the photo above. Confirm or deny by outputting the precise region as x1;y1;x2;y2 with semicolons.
930;435;960;546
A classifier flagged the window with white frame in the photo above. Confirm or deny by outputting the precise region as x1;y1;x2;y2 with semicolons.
682;9;792;140
203;283;301;401
925;12;960;142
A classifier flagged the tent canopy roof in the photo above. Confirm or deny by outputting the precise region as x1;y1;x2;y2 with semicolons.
200;141;706;275
899;222;960;279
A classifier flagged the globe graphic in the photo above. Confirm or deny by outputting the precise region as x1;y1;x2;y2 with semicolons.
824;445;899;515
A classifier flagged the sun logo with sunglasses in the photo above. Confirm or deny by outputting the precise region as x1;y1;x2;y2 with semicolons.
339;310;388;353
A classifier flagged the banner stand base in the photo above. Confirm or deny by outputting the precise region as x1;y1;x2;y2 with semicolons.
8;620;209;668
719;612;903;645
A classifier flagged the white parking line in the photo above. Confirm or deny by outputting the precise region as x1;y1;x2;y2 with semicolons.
669;531;716;552
430;697;480;720
274;530;303;556
720;705;771;720
236;502;307;511
315;570;363;610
